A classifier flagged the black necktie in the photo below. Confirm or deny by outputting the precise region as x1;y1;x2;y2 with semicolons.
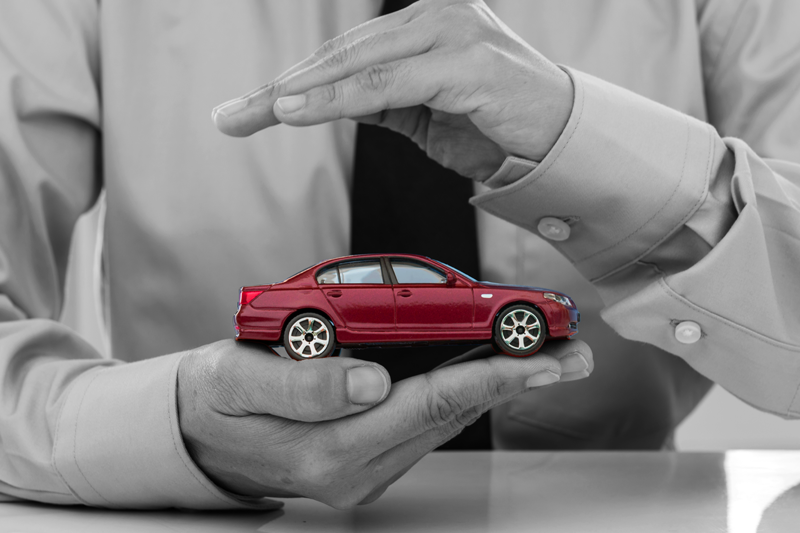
349;0;490;450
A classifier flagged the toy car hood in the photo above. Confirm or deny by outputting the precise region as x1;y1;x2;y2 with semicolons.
474;281;555;294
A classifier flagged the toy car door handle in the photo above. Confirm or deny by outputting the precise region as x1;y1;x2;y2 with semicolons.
326;290;342;298
397;289;413;297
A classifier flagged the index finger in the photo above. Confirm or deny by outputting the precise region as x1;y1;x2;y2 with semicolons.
338;349;570;453
271;6;418;84
436;339;594;380
210;7;418;136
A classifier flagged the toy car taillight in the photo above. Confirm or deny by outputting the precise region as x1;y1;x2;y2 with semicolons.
239;288;261;307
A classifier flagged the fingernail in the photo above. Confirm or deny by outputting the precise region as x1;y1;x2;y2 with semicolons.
525;370;560;389
276;94;306;114
347;366;389;405
560;352;588;373
213;99;248;119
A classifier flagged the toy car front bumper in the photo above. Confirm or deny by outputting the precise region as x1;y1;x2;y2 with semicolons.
568;309;580;336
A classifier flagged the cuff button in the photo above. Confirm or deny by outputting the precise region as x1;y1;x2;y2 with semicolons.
538;217;571;241
675;321;702;344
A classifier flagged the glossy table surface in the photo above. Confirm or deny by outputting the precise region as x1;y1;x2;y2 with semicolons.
2;451;800;533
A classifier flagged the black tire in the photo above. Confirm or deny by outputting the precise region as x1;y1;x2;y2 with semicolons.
283;312;336;360
492;304;546;357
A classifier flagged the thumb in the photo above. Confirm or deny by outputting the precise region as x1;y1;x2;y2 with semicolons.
211;341;391;422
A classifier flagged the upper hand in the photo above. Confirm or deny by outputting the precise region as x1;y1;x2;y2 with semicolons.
177;338;592;509
211;0;573;180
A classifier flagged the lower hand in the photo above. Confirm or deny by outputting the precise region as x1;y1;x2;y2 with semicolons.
212;0;573;181
177;338;592;509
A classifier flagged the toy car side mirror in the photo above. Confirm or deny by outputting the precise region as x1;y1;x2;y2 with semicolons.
446;272;456;287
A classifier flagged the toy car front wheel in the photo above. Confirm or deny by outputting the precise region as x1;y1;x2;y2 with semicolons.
493;304;546;357
283;312;336;360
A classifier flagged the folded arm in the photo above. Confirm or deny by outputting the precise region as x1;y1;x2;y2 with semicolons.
474;0;800;416
0;0;268;509
473;66;800;417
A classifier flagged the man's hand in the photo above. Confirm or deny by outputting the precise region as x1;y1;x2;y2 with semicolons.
177;339;592;509
211;0;573;180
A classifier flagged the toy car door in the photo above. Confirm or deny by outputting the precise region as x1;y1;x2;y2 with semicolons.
389;258;473;330
318;259;395;331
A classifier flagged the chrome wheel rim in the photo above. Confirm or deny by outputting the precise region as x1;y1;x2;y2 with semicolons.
500;309;541;351
288;317;330;358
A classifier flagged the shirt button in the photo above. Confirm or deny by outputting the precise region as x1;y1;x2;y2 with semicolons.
675;321;702;344
538;217;570;241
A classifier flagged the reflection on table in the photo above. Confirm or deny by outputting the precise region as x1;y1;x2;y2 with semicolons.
2;451;799;533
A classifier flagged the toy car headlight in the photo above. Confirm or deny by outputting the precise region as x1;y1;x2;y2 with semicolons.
544;292;572;307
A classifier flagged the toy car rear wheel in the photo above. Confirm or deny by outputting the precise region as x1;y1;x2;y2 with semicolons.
493;304;546;357
283;312;336;360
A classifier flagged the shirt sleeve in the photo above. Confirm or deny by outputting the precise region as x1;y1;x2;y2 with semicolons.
0;0;278;509
471;1;800;418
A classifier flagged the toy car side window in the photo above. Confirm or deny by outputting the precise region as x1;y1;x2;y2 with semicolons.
316;265;340;285
390;260;446;284
339;260;384;284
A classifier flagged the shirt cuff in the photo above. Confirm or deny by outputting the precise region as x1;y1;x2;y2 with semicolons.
51;352;282;510
471;66;717;282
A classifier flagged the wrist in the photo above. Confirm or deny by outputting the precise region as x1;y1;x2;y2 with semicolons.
516;65;574;162
175;348;296;499
175;353;230;490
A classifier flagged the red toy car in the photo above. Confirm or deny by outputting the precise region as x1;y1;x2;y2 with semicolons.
234;254;579;360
